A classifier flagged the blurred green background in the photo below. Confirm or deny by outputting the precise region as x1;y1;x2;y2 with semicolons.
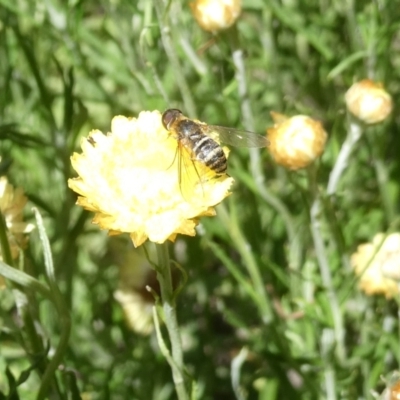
1;0;400;399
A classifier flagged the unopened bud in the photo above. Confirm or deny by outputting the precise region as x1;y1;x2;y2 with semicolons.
267;112;327;170
345;79;392;124
190;0;241;32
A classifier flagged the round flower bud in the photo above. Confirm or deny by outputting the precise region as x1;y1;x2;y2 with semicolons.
111;239;155;335
266;112;327;170
190;0;241;32
345;79;393;124
351;233;400;298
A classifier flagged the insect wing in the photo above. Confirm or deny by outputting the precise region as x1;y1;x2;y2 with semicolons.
204;125;269;148
176;143;206;203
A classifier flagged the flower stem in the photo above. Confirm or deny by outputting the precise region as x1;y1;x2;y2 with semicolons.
217;203;273;324
327;118;363;196
308;167;346;362
231;347;248;400
155;242;189;400
34;208;71;400
0;210;50;381
230;32;301;285
154;0;197;118
326;117;363;271
374;157;395;222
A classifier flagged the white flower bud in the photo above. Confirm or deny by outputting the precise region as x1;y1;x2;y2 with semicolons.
190;0;241;32
267;112;327;170
345;79;393;124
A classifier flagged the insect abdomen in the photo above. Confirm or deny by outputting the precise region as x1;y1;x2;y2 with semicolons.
192;136;227;174
178;120;227;174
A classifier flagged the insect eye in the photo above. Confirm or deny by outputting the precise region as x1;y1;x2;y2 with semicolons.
162;109;183;130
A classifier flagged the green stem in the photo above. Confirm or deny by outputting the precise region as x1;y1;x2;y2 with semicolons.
0;211;49;377
0;261;51;298
155;242;189;400
217;203;272;324
229;27;262;187
206;240;261;306
154;0;197;118
0;211;13;267
232;166;302;273
231;347;248;400
373;153;395;225
307;167;346;362
327;118;363;196
323;364;337;400
229;28;301;276
34;208;71;400
326;117;363;272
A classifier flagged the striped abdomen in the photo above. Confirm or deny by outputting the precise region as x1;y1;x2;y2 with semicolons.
177;120;227;174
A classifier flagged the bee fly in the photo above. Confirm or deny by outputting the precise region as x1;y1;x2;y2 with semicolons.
161;109;269;202
161;109;268;177
162;109;228;176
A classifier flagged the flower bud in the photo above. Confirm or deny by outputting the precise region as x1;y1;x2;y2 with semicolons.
0;176;34;288
345;79;393;124
190;0;241;32
266;112;327;170
110;238;155;335
351;233;400;298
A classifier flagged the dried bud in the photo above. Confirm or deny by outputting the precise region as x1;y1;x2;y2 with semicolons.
351;233;400;298
266;112;327;170
345;79;393;124
190;0;241;32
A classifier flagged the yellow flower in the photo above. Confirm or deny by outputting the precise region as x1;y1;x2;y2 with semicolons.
190;0;241;32
0;177;34;287
68;110;233;247
351;233;400;298
345;79;393;124
266;112;327;170
0;177;34;260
